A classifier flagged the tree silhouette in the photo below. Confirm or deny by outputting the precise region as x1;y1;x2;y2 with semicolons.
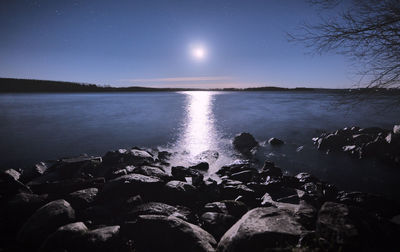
290;0;400;91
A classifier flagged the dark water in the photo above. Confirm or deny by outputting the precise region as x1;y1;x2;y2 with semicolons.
1;91;400;200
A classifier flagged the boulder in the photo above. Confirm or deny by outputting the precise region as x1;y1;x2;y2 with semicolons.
358;127;385;135
218;207;305;251
295;172;319;184
21;162;49;182
217;163;252;177
197;178;221;203
39;222;88;252
260;160;282;177
200;212;236;240
352;134;374;145
171;166;204;186
124;202;192;222
17;199;75;248
317;134;347;151
232;133;258;155
28;177;104;196
203;200;248;219
0;171;32;198
71;225;121;252
261;188;316;230
98;173;163;202
46;155;102;179
261;187;305;206
66;188;99;210
268;137;284;146
133;165;171;181
121;215;217;252
4;168;21;181
220;182;255;201
190;162;210;171
102;148;154;166
162;180;197;206
229;170;259;183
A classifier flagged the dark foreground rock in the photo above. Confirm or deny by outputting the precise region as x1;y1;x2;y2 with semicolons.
39;222;89;252
17;199;75;248
121;215;217;252
218;207;306;251
1;139;399;251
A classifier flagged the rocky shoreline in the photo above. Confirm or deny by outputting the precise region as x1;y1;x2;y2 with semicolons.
313;125;400;167
1;132;400;251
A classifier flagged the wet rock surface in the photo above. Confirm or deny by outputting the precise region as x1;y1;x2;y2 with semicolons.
233;132;258;155
0;140;399;251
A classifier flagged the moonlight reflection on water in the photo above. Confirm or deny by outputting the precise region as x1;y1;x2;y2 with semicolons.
182;91;216;156
168;91;235;174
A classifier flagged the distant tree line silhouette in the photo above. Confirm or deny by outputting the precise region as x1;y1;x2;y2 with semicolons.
1;77;400;94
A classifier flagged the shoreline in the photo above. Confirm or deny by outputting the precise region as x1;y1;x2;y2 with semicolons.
2;77;400;93
1;132;400;251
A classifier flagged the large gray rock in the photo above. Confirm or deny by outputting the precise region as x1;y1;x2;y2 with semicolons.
67;187;99;210
39;222;88;252
133;165;171;181
220;182;255;201
70;225;121;252
47;155;102;179
162;180;197;206
124;202;191;221
218;207;305;252
98;173;163;201
121;215;216;252
102;148;154;166
17;199;75;247
261;188;316;230
233;132;258;155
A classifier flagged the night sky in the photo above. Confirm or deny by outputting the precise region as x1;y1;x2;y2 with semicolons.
0;0;353;88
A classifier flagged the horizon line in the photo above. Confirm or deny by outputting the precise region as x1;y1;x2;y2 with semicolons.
0;76;394;90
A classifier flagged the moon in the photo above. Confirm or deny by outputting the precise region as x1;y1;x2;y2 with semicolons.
192;47;206;60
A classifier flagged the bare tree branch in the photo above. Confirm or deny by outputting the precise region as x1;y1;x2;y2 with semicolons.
290;0;400;94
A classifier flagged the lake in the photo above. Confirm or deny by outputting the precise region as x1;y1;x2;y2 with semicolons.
1;91;400;200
